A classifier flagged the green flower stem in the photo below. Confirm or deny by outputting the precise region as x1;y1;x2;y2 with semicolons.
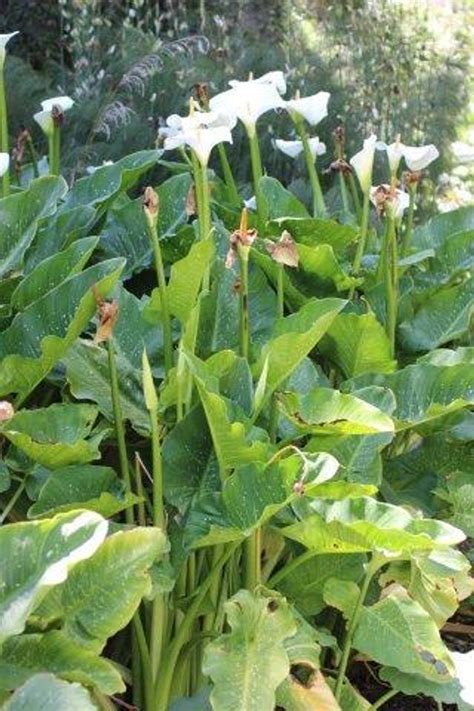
0;479;26;525
243;528;261;591
49;124;61;176
132;613;154;710
154;542;240;711
348;172;362;222
0;66;10;196
339;171;350;214
349;190;370;298
385;214;398;358
248;129;265;234
107;340;133;525
293;116;326;218
217;142;240;205
146;215;173;375
277;263;284;318
401;183;416;257
370;688;399;710
238;247;250;360
334;556;380;701
133;454;147;527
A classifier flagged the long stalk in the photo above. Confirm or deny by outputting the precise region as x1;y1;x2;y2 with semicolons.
238;246;250;360
401;183;416;257
349;190;370;298
248;130;265;234
294;116;326;218
0;67;10;196
370;688;398;710
217;142;240;205
243;529;261;591
338;171;350;214
146;211;173;375
0;480;26;524
348;172;362;222
385;215;398;358
107;341;133;524
50;124;61;176
334;557;379;701
154;543;240;711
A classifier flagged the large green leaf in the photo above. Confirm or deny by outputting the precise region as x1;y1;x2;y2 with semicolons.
40;528;166;651
0;258;125;397
190;355;271;473
63;340;148;433
0;631;123;694
268;216;358;253
202;589;297;711
24;205;96;273
399;278;474;352
0;404;101;469
167;239;213;324
353;588;455;682
28;465;139;519
346;360;474;430
413;205;474;251
281;497;464;556
254;298;346;410
319;312;396;378
0;177;67;278
293;243;359;294
275;554;366;616
0;511;108;644
11;237;98;312
379;666;465;705
307;431;392;486
62;150;160;211
260;177;309;219
278;387;394;435
2;673;97;711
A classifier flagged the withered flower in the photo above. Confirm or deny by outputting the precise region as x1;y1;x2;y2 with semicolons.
225;208;257;269
0;401;14;422
143;186;159;227
185;184;197;216
370;184;409;219
265;231;299;268
93;286;119;344
325;158;352;177
194;82;210;109
402;170;423;188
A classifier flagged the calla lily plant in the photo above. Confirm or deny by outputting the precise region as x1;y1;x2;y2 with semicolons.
34;95;74;176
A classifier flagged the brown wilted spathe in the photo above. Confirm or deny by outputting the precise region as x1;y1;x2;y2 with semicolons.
143;186;159;224
92;286;119;344
225;208;257;269
265;230;299;268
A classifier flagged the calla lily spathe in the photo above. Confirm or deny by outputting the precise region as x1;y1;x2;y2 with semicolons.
229;70;286;95
33;95;74;136
350;134;377;193
209;72;286;136
0;153;9;177
451;651;474;706
0;32;18;67
376;139;404;175
163;110;233;167
377;139;439;173
286;91;330;126
402;143;439;171
275;137;326;159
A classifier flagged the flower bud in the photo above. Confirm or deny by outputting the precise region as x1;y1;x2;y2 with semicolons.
0;401;14;422
143;186;159;228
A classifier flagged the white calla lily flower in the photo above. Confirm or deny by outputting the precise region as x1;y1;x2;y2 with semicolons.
163;110;233;167
34;95;74;137
229;70;286;96
275;137;326;159
451;651;474;706
0;152;10;177
286;91;330;126
0;32;18;68
451;141;474;164
402;143;439;171
244;196;257;212
209;80;285;136
376;138;404;175
350;134;377;194
41;95;75;113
